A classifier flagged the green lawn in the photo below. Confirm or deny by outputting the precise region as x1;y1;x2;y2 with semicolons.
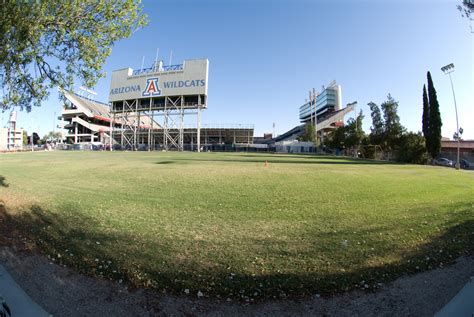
0;151;473;299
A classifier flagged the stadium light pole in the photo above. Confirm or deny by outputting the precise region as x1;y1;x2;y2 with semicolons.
441;63;460;170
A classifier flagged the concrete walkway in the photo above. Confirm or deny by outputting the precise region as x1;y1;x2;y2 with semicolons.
435;276;474;317
0;265;50;317
1;246;473;316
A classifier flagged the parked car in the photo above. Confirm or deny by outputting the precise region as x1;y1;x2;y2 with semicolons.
72;143;84;151
137;144;148;151
460;159;471;169
434;157;454;167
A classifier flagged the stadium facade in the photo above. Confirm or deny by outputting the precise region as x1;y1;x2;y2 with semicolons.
274;80;354;151
298;81;343;123
59;58;254;150
60;91;254;149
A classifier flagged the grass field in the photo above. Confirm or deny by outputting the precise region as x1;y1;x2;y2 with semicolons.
0;151;473;299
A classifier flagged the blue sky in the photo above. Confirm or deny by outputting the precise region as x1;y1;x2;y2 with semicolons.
4;0;473;139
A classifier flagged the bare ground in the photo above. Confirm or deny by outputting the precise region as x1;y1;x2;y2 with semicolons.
0;245;473;317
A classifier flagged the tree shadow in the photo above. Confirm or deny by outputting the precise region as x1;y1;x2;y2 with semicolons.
0;200;472;299
155;161;175;165
155;157;397;166
0;175;8;187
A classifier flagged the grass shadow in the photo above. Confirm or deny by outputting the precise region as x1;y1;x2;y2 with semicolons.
0;175;8;187
155;156;398;166
155;161;176;165
0;200;472;300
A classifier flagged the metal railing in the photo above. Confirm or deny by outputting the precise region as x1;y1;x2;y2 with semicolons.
131;64;184;76
182;123;255;129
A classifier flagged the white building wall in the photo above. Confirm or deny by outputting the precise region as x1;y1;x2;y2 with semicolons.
275;140;315;153
0;127;24;150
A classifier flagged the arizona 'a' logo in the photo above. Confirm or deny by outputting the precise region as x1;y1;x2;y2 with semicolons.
142;77;161;96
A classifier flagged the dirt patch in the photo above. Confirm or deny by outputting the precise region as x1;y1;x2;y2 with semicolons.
0;245;472;316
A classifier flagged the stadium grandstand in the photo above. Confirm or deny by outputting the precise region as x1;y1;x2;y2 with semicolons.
59;90;254;150
275;80;355;144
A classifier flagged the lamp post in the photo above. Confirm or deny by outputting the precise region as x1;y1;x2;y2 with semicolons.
441;63;460;170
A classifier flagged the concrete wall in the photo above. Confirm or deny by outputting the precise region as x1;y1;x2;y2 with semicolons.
0;128;24;150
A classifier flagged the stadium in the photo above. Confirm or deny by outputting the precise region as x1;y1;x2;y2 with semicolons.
1;34;474;317
59;58;254;151
57;58;357;153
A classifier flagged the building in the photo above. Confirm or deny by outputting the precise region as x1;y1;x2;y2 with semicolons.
59;58;256;151
108;58;209;151
62;91;120;144
298;81;343;123
274;80;354;152
0;127;24;151
440;140;474;162
59;90;254;150
105;58;256;151
0;111;24;151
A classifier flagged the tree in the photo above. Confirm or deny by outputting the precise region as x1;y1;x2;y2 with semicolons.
326;125;347;151
22;130;28;145
298;122;316;144
41;131;63;143
368;102;384;146
427;71;442;158
326;111;365;156
457;0;474;18
397;132;430;164
32;132;40;145
345;110;365;149
422;85;430;141
0;1;147;111
381;94;404;151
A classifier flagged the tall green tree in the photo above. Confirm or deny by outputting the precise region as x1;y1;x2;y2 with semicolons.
22;130;28;145
381;94;404;151
41;131;63;143
368;102;384;146
0;1;147;111
298;122;317;144
345;110;365;149
326;125;346;150
422;85;430;141
397;132;429;164
327;111;365;155
426;71;442;158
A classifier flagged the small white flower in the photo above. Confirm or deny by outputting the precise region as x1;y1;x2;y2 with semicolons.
197;291;203;297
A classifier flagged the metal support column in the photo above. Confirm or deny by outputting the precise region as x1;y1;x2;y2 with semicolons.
148;98;152;151
110;111;114;151
162;96;184;151
197;106;201;152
